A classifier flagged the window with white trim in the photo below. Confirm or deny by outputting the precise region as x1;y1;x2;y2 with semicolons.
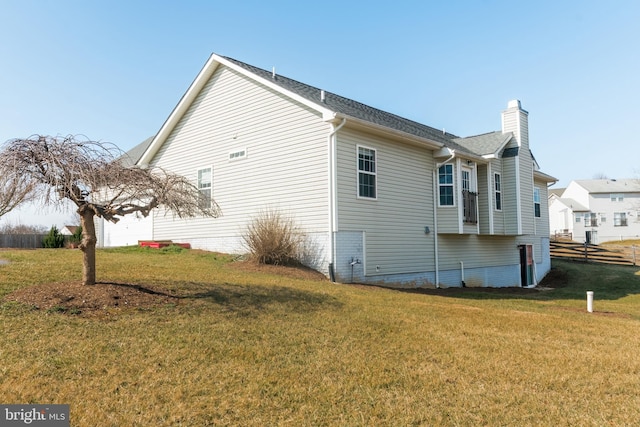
614;212;627;227
494;173;502;211
534;187;541;218
197;167;212;209
357;146;376;199
611;193;624;202
438;164;454;206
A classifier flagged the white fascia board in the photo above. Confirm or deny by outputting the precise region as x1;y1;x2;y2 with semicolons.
216;55;335;119
139;53;336;167
139;54;222;166
533;170;558;183
495;132;515;154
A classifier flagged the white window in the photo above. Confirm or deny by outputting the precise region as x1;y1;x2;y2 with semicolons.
614;212;627;227
600;213;607;223
494;173;502;211
438;164;454;206
610;193;624;202
229;149;247;161
197;167;212;209
357;146;376;199
461;166;477;223
534;187;541;218
584;213;597;227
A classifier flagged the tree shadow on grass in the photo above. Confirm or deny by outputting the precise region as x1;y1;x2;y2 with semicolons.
3;281;342;317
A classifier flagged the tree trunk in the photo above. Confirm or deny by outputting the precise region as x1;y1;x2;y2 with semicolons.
78;207;97;286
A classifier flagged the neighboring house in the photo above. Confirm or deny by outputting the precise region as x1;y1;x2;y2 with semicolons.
96;137;155;247
61;225;80;236
100;53;556;288
549;179;640;244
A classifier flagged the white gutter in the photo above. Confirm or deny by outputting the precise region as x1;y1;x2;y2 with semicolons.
515;160;522;235
332;114;444;151
327;118;347;281
433;151;456;288
487;162;494;234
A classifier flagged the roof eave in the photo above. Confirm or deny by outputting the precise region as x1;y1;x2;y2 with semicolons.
139;54;222;166
534;170;558;183
331;113;444;150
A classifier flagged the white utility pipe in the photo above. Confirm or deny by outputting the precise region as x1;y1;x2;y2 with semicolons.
433;154;455;289
587;291;594;313
327;118;347;280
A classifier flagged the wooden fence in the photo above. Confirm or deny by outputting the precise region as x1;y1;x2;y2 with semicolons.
0;234;47;249
550;241;636;266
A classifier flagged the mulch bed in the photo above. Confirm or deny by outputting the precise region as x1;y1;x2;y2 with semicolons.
4;281;178;316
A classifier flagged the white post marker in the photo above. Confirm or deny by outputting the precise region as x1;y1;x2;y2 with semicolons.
587;291;594;313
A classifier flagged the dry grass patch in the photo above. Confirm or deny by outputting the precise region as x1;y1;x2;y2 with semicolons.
1;250;640;425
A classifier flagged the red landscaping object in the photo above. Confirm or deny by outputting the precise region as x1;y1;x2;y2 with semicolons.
138;240;191;249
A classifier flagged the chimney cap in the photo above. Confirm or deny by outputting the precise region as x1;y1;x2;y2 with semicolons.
507;99;521;109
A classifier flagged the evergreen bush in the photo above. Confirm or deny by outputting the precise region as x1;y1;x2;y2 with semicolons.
42;226;65;248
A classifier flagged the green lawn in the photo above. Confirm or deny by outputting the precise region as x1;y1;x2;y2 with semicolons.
1;248;640;426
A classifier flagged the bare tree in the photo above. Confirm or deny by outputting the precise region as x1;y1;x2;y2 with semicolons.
0;150;36;218
0;135;220;285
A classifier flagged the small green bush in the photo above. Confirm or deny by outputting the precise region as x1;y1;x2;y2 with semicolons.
69;225;83;246
42;226;65;248
243;209;304;266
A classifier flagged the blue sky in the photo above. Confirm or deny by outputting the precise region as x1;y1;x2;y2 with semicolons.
1;0;639;227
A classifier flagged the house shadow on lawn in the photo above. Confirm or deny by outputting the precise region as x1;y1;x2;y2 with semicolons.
389;261;640;302
182;282;343;315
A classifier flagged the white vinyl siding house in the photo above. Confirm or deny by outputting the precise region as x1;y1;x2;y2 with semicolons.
148;65;330;259
100;53;556;288
336;128;436;279
550;179;640;243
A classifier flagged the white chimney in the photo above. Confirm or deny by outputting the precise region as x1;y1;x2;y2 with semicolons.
501;99;529;148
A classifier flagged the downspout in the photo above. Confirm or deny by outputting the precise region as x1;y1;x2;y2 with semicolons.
433;151;455;288
327;118;347;282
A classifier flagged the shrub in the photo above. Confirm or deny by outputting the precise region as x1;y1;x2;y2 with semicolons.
243;209;304;266
67;225;83;247
42;226;65;248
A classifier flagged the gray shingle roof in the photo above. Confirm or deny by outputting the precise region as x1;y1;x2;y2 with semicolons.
549;188;565;197
575;179;640;193
556;198;589;212
453;131;512;156
118;136;154;167
223;56;475;153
